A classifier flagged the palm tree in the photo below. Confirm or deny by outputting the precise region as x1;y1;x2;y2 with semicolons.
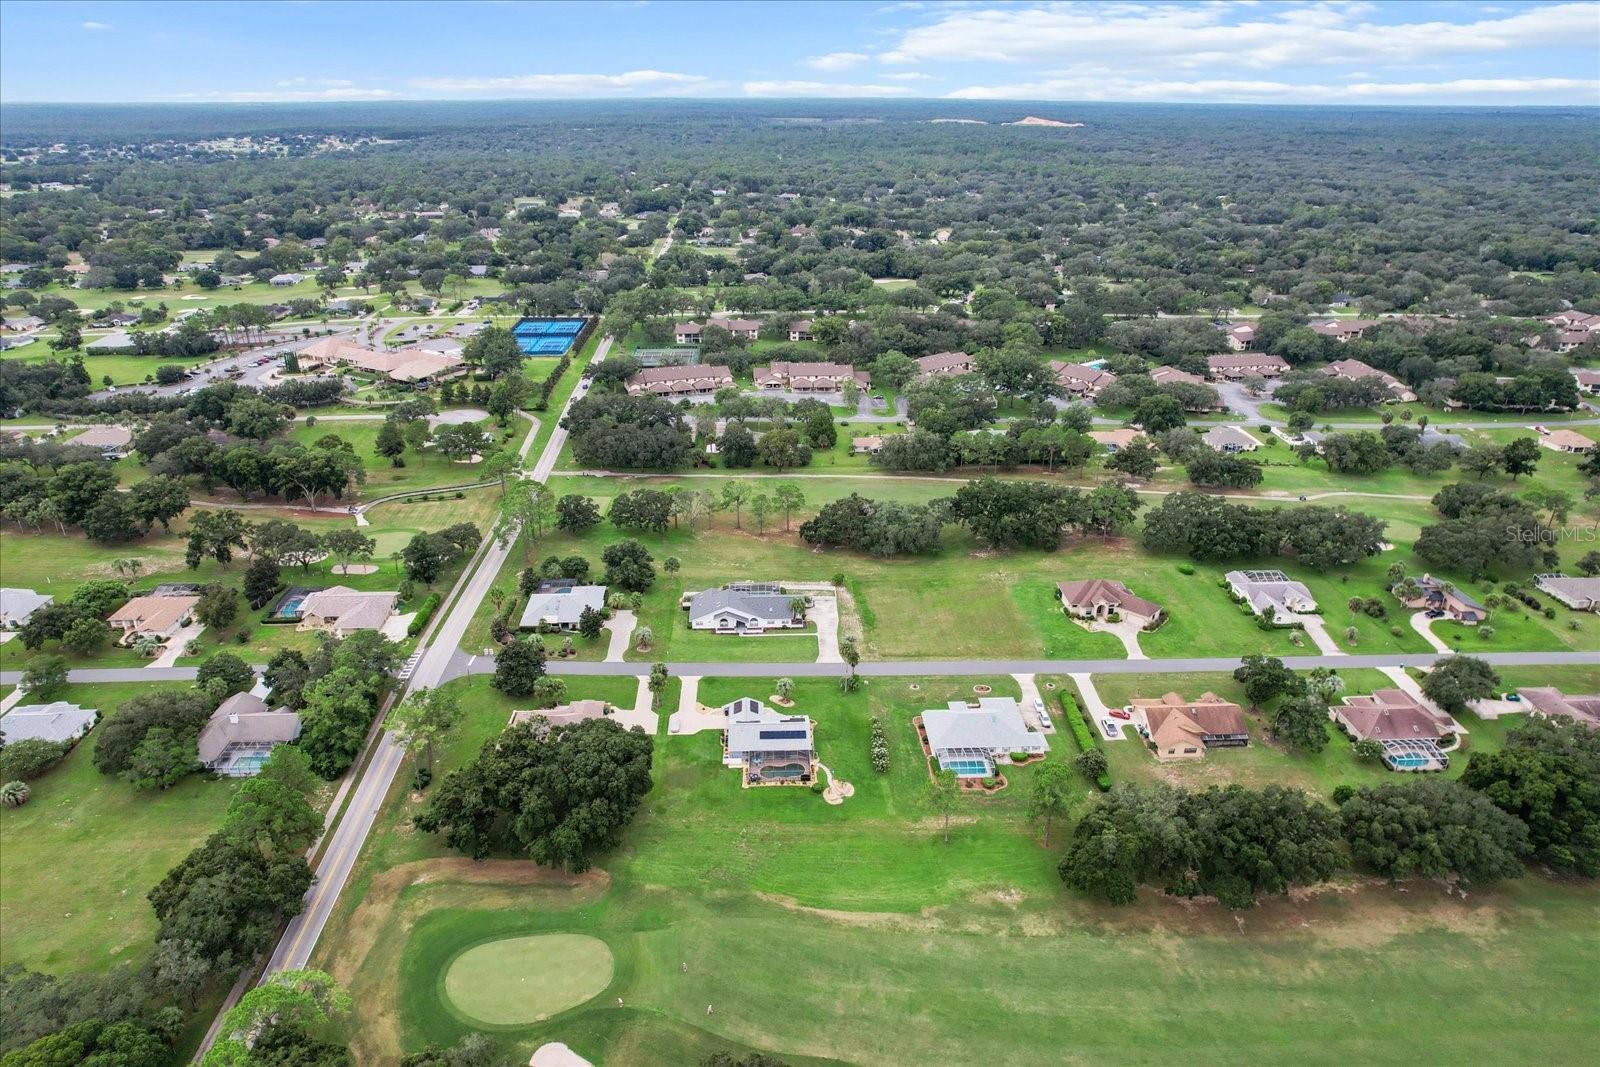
0;781;30;808
113;558;144;580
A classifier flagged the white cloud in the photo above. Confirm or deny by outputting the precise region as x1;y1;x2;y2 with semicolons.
275;77;355;89
410;70;715;96
743;80;915;97
882;71;935;81
946;74;1600;103
805;51;870;71
168;87;400;102
81;20;111;30
882;2;1600;71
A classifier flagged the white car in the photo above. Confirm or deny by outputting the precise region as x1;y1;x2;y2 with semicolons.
1038;708;1054;731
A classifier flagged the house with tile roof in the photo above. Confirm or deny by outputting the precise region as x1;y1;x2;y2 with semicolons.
1129;692;1248;761
1057;579;1163;627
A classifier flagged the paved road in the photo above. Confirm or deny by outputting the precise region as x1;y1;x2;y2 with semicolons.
419;648;1600;685
8;646;1594;692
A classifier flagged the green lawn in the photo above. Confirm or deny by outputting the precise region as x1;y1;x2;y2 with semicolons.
287;418;509;499
0;682;240;974
314;670;1600;1065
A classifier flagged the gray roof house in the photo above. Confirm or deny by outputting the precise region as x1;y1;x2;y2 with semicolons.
1225;570;1318;617
519;583;607;631
920;697;1048;778
1202;425;1261;453
722;697;816;784
1534;574;1600;613
197;692;302;777
1418;426;1468;451
0;587;53;628
0;701;97;745
687;586;803;632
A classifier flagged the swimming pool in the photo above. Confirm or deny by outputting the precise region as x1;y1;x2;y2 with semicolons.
1387;754;1431;769
942;758;992;778
274;594;307;619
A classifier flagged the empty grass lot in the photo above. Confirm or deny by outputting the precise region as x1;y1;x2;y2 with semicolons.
0;682;240;974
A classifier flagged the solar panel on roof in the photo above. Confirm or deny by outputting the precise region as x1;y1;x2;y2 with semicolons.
759;729;808;740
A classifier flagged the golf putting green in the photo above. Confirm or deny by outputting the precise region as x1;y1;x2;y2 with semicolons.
442;934;614;1026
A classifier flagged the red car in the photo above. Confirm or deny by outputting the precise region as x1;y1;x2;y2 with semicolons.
1109;709;1132;721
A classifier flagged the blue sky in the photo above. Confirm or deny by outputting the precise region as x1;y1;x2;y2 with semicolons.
2;1;1597;105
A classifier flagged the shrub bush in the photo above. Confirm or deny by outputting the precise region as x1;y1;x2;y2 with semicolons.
408;593;442;637
0;737;74;781
869;716;890;774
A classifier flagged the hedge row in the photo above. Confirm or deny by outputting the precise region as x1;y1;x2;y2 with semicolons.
407;593;442;637
1060;692;1113;792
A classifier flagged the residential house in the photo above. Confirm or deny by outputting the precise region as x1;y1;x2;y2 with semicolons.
1333;688;1455;770
1057;579;1163;627
1222;323;1257;351
754;361;869;393
296;587;398;637
107;595;199;643
788;319;814;342
1554;329;1595;354
65;425;132;460
1149;365;1206;388
722;697;816;784
1207;353;1288;380
1570;368;1600;395
851;436;884;455
1534;574;1600;612
1088;428;1143;452
0;588;52;629
197;692;302;777
624;364;733;399
0;701;96;745
519;582;608;632
1049;361;1117;399
1310;319;1378;343
1130;692;1249;761
2;315;46;332
1516;687;1600;730
1538;428;1595;454
268;272;305;287
675;317;760;344
84;331;137;352
920;697;1048;779
687;585;804;633
1225;570;1317;618
1321;358;1417;403
1202;425;1261;453
93;311;140;328
1394;574;1486;624
508;699;611;728
914;351;974;378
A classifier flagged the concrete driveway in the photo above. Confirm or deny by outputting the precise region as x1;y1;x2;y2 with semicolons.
1012;673;1053;733
811;596;841;663
604;610;637;662
1069;672;1127;742
1075;616;1148;659
1296;616;1344;655
148;623;205;667
610;675;659;734
1409;612;1452;653
667;676;727;735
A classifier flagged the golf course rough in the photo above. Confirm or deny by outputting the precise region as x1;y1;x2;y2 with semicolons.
441;933;615;1026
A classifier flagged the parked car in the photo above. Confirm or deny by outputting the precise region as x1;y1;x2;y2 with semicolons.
1038;709;1054;731
1504;692;1522;702
1104;722;1120;738
1109;708;1131;720
1426;609;1445;619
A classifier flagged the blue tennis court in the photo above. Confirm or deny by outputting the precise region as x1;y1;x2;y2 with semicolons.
512;317;587;355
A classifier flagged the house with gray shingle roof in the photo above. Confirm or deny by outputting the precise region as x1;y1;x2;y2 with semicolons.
1;701;97;745
721;698;816;784
920;697;1048;779
519;583;607;632
686;586;803;633
197;692;302;777
1225;570;1317;618
0;588;52;629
